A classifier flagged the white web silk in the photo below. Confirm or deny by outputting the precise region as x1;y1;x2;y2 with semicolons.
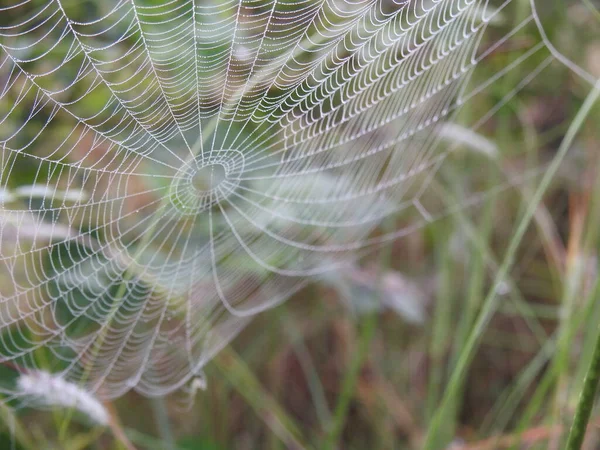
0;0;596;398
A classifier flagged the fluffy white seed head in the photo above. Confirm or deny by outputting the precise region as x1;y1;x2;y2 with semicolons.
17;371;109;426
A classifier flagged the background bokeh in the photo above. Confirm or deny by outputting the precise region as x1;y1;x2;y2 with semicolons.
1;0;600;449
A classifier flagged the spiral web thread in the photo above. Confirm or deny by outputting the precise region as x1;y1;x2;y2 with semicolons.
0;0;596;398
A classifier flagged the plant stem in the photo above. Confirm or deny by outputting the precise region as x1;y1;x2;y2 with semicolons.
323;311;378;450
151;397;175;450
565;314;600;450
214;347;311;450
0;403;36;450
322;216;396;450
423;80;600;449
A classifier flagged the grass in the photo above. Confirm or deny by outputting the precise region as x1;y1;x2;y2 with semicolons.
566;316;600;450
1;1;600;449
423;79;600;450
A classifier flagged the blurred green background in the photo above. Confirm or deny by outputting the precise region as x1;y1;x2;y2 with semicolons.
1;0;600;449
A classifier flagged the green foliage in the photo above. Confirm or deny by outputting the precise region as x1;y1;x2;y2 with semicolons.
1;0;600;449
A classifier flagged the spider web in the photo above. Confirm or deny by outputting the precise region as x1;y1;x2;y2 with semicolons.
0;0;596;398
